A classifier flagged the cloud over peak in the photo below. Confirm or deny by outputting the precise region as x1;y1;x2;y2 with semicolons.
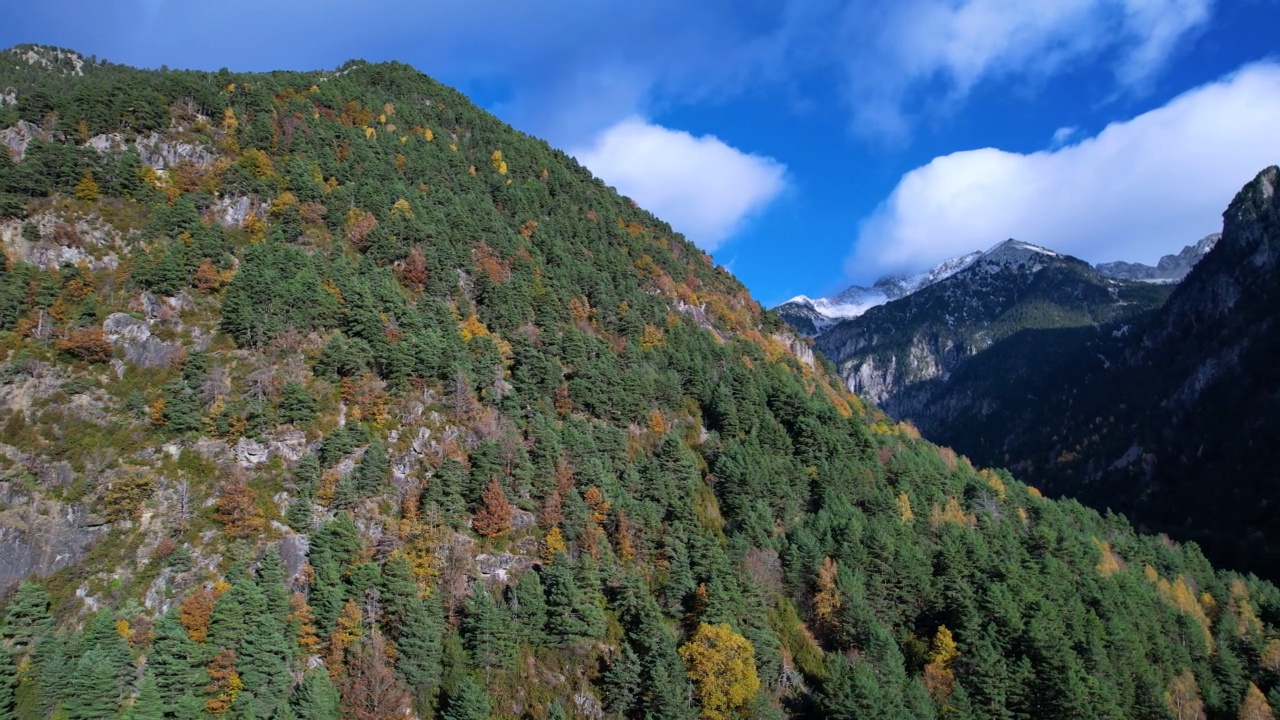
850;62;1280;280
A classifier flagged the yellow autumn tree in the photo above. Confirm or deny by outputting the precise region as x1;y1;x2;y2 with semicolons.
922;625;959;701
490;149;508;175
1165;669;1206;720
1238;683;1273;720
813;557;842;633
679;623;761;720
74;170;99;201
541;526;567;563
1260;638;1280;676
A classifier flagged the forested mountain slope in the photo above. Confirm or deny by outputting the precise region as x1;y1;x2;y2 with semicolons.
0;44;1278;720
925;166;1280;581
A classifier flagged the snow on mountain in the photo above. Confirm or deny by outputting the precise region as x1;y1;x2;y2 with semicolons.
777;250;983;333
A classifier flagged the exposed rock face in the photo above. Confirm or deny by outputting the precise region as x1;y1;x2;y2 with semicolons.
1;120;51;162
9;46;85;76
209;195;262;229
1;87;16;106
85;132;128;158
475;552;533;584
0;481;108;590
102;312;181;368
135;132;216;171
0;213;124;271
1096;234;1221;283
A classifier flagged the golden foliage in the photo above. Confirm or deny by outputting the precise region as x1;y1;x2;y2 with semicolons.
490;149;508;175
242;212;268;243
74;170;99;201
584;487;611;524
396;520;445;589
922;625;959;702
214;468;265;540
930;497;976;530
1027;485;1045;500
648;409;668;435
1148;569;1213;649
1093;538;1124;577
813;557;842;631
1239;683;1273;720
518;219;538;238
979;468;1006;498
1262;639;1280;676
205;649;243;717
541;526;568;563
288;592;321;655
269;191;298;215
1165;669;1206;720
641;324;667;350
459;314;489;342
391;198;413;219
1228;578;1263;637
679;623;761;720
240;148;275;180
55;327;113;363
897;492;915;523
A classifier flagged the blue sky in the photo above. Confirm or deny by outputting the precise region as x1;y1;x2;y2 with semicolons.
4;1;1280;305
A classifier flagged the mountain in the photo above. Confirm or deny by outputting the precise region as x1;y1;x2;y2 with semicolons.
811;239;1174;414
924;167;1280;577
782;235;1217;337
775;251;981;335
0;44;1278;720
1095;233;1220;282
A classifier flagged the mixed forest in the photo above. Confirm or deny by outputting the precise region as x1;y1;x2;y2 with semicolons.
0;45;1278;720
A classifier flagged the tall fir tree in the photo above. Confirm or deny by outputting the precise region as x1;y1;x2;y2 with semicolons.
441;676;491;720
461;584;516;672
289;669;340;720
378;554;443;704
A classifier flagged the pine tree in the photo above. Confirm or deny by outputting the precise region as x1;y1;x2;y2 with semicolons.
290;669;340;720
286;492;314;532
0;649;16;720
511;570;549;645
472;477;513;538
379;553;443;703
441;676;491;720
354;439;388;496
3;582;54;659
123;674;165;720
237;573;291;716
462;584;516;671
65;647;123;720
602;643;641;715
542;557;604;647
148;611;201;706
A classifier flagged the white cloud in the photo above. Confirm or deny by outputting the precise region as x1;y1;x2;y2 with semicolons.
849;62;1280;280
1051;126;1080;147
829;0;1214;137
572;118;787;251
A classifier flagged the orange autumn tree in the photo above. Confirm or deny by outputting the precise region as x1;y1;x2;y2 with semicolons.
215;468;265;539
472;477;513;538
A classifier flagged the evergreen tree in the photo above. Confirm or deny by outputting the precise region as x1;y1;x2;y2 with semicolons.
147;611;201;706
0;649;16;720
379;553;443;703
542;556;605;647
288;669;340;720
123;674;165;720
354;439;388;496
461;584;516;671
65;647;123;720
511;570;549;646
2;582;54;659
286;492;314;532
441;676;491;720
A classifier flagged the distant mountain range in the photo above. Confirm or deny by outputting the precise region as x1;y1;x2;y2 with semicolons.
777;235;1219;336
775;169;1280;576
